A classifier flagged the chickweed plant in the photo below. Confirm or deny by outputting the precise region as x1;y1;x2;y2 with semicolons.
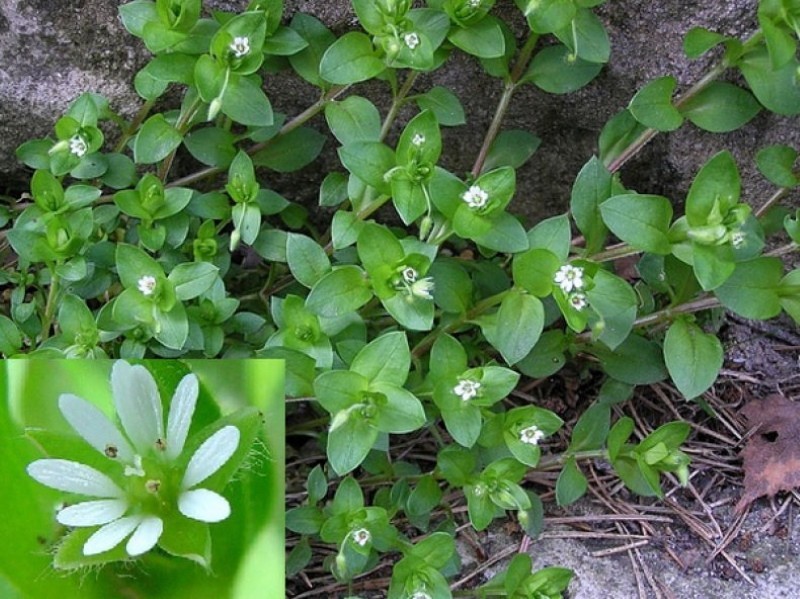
2;0;800;596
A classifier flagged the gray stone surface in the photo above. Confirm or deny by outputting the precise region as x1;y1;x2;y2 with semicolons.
1;0;798;223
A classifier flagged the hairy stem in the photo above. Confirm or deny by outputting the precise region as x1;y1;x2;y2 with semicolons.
380;71;419;141
40;267;61;341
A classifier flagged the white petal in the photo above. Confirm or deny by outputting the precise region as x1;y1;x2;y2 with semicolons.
165;374;198;461
181;425;240;489
126;516;163;556
178;489;231;522
27;459;124;498
83;515;141;556
59;394;135;463
112;361;164;454
57;499;128;526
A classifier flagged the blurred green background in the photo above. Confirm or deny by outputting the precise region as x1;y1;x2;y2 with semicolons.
0;359;284;599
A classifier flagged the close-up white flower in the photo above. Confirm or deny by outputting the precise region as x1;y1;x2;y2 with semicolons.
351;528;371;547
453;378;481;401
568;292;588;311
461;185;489;209
137;275;157;296
403;32;420;50
519;424;545;446
26;361;241;558
411;133;425;147
410;277;435;300
554;264;584;294
230;35;250;57
68;134;88;157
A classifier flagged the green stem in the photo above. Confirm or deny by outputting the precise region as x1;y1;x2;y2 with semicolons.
537;449;608;470
587;242;642;263
167;84;350;189
157;95;203;181
606;30;763;174
40;268;61;341
755;186;789;218
575;295;721;344
470;33;539;178
379;71;419;141
114;100;155;153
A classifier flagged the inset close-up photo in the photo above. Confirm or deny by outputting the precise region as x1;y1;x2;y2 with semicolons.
0;359;284;599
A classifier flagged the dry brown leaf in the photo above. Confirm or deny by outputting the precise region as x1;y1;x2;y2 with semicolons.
736;394;800;513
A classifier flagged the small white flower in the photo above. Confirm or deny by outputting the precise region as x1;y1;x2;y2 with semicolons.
554;264;584;293
404;32;420;50
69;135;88;157
137;275;157;296
469;0;482;7
411;133;426;147
352;528;371;547
411;277;435;300
27;362;240;558
462;185;489;209
411;592;433;599
730;230;746;249
453;378;481;401
402;266;418;283
230;36;250;58
568;292;588;311
519;424;545;446
473;483;487;497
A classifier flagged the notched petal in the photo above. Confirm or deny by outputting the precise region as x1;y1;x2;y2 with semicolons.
58;393;135;463
165;373;199;461
56;499;128;527
181;425;240;489
27;459;125;498
178;488;231;522
126;516;163;556
83;515;141;556
112;361;165;454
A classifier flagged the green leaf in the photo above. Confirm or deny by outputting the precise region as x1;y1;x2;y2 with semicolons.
691;244;735;291
607;416;634;462
222;75;274;127
286;233;331;288
512;248;561;297
628;76;683;131
556;458;588;507
739;47;800;116
252;127;325;172
416;86;466;126
756;145;799;188
356;223;405;275
168;262;219;300
319;32;384;84
586;269;637;350
286;506;325;535
683;26;726;58
516;330;567;378
338;141;396;195
305;266;373;317
371;382;426;433
448;16;506;59
183;127;237;168
469;212;529;254
524;0;576;33
714;257;783;319
288;13;336;87
331;210;363;250
325;96;382;145
554;8;610;64
663;318;723;399
487;290;544;365
600;194;673;254
119;0;159;37
679;82;760;132
115;243;163;290
568;404;610;452
594;334;668;385
327;414;378;475
524;44;602;94
155;301;189;350
598;109;647;166
351;331;410;387
483;130;541;172
685;150;740;227
570;156;612;254
760;13;797;69
133;114;182;164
